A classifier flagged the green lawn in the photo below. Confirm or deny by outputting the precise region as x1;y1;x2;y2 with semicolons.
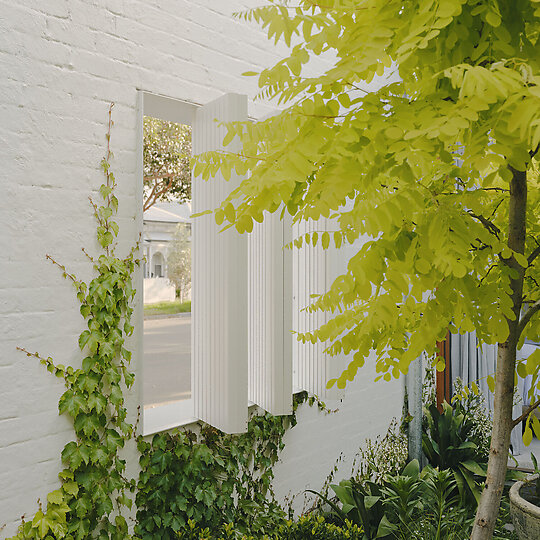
144;300;191;317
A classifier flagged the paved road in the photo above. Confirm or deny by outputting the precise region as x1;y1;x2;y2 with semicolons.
143;316;191;407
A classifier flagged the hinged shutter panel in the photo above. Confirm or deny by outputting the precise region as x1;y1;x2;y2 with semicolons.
193;94;248;433
248;211;293;415
293;218;347;399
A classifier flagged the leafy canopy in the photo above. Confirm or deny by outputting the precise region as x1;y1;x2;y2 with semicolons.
144;116;191;211
194;1;540;406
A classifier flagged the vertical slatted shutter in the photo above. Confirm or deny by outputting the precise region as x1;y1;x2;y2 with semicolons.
248;211;293;415
192;94;248;434
293;218;347;399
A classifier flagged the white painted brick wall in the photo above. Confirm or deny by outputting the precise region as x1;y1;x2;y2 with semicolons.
273;363;403;514
0;1;403;535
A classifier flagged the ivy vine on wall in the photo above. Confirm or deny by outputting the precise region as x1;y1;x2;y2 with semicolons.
11;104;141;540
135;392;334;540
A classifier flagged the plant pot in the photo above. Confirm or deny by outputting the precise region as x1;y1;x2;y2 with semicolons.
509;474;540;540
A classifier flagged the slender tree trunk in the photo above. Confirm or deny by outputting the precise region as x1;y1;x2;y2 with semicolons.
471;168;527;539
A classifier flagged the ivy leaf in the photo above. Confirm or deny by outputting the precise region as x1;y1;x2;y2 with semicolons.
110;221;119;237
47;489;64;505
115;515;128;533
117;493;132;510
90;445;109;466
62;442;83;470
74;413;101;437
151;449;170;473
31;510;51;537
87;392;107;414
62;481;79;497
79;330;100;354
105;429;124;452
78;330;91;350
58;469;74;481
80;372;100;393
79;444;91;465
196;445;215;465
110;384;123;406
72;496;92;518
124;371;135;388
99;340;115;358
59;390;87;417
99;184;113;199
82;356;95;372
48;516;68;538
175;495;188;512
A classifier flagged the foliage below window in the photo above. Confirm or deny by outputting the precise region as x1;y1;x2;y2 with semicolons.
136;412;290;538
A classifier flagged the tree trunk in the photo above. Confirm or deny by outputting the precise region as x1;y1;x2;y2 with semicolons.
470;167;527;539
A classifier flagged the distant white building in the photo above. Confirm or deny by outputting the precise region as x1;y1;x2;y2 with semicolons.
143;202;191;303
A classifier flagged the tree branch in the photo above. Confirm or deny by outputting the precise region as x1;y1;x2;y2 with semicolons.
144;173;176;181
143;177;175;212
528;244;540;266
143;177;163;212
525;275;540;289
512;398;540;429
467;211;501;238
517;299;540;339
480;263;497;284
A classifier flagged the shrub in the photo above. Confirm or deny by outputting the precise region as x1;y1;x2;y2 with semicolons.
177;515;364;539
352;418;408;483
422;401;487;505
452;377;492;460
278;515;364;539
135;415;287;539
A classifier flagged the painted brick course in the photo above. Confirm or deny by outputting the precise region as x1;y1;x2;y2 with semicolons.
0;0;403;534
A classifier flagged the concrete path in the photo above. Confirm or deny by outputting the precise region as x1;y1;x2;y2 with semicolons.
143;315;191;407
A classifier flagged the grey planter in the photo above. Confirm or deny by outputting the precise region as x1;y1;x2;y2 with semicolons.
510;474;540;540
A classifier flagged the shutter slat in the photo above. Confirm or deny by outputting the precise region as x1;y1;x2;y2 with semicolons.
193;94;248;433
248;211;293;415
293;218;347;399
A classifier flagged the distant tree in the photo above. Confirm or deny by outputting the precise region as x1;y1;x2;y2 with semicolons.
167;224;191;301
143;117;191;211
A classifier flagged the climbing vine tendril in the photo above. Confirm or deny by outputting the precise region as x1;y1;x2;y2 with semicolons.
12;104;141;540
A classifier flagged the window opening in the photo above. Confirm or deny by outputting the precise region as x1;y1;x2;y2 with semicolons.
140;91;252;434
141;102;194;432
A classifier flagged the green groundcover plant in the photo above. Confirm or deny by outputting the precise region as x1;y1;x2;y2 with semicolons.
135;392;336;539
310;460;518;540
177;515;364;540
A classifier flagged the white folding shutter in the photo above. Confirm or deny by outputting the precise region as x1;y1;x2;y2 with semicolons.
293;217;347;399
248;211;293;415
192;94;248;434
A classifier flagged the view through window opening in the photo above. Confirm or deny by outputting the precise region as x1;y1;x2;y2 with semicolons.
142;111;193;425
